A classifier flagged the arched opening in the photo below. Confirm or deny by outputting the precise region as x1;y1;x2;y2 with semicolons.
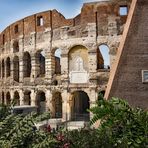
97;44;110;69
24;90;31;105
68;45;89;84
6;57;11;78
2;91;4;105
14;91;20;105
71;91;90;121
23;52;31;78
6;92;11;105
2;59;5;78
52;92;62;118
36;91;46;113
35;50;45;77
13;41;19;53
13;56;19;82
54;48;61;74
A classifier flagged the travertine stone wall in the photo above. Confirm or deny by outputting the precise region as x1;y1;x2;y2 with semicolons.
0;0;130;121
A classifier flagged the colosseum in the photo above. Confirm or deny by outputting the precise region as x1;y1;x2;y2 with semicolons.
0;0;131;126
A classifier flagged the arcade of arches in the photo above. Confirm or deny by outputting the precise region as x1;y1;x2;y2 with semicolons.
0;45;110;121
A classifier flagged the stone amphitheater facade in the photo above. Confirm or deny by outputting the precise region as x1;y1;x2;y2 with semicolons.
0;0;130;121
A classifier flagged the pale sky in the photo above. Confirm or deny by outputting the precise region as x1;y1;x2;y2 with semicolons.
0;0;107;32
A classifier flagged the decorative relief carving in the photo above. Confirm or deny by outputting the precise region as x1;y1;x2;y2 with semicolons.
69;56;89;83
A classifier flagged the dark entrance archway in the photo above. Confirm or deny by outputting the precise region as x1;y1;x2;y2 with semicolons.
71;91;90;121
52;92;62;118
6;92;11;105
36;91;46;113
14;91;20;105
24;90;31;105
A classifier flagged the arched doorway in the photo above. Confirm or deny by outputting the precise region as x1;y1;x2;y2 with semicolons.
71;91;90;121
24;90;31;105
13;56;19;82
23;52;31;78
97;44;110;69
2;91;4;105
52;92;62;118
6;92;11;105
36;91;46;113
14;91;20;105
35;50;45;77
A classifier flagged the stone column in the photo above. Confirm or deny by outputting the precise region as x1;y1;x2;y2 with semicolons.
10;90;14;103
46;90;53;116
67;92;72;121
30;52;39;82
46;90;52;112
19;54;24;83
61;54;69;85
45;51;54;83
61;90;68;121
19;90;24;105
31;89;36;106
87;89;98;120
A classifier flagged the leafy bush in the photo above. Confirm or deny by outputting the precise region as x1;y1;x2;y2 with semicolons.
90;94;148;147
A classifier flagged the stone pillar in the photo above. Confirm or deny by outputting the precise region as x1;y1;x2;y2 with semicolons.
61;90;68;121
31;89;36;106
88;89;98;120
61;54;69;85
46;90;53;115
10;90;14;103
19;90;24;105
30;52;39;82
88;51;97;73
67;93;72;121
45;51;54;83
19;54;24;83
46;90;52;112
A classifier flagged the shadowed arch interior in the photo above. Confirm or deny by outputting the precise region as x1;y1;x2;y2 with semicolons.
23;52;31;78
52;91;62;118
71;91;90;121
14;91;20;105
35;50;45;77
6;57;11;77
36;91;46;113
24;90;31;105
13;56;19;82
6;92;11;105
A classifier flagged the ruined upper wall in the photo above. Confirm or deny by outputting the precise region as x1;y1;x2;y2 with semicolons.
0;0;131;46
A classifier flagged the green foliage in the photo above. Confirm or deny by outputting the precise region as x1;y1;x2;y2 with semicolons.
64;129;100;148
90;94;148;147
